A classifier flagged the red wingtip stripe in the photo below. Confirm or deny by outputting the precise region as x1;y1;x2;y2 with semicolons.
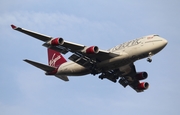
11;24;17;29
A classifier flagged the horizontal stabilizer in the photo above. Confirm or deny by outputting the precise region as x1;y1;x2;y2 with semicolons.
24;59;69;81
24;59;55;72
55;75;69;81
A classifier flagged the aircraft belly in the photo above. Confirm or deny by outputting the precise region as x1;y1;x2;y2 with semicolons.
97;54;131;71
97;45;149;71
56;62;90;76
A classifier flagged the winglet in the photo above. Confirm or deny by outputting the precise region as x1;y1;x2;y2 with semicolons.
11;24;17;29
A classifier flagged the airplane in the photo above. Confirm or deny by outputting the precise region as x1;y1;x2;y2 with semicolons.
11;24;168;92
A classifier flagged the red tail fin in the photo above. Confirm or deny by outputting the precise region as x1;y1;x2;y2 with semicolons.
48;48;67;67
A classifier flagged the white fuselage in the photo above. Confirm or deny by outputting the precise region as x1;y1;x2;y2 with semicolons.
56;35;168;76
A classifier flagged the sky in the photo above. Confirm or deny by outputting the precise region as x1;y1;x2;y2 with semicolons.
0;0;180;115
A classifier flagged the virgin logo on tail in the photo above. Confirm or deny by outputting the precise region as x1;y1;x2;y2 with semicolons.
49;53;61;67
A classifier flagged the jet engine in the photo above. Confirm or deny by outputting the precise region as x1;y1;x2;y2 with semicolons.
137;82;149;90
135;72;148;80
48;37;64;46
84;46;99;54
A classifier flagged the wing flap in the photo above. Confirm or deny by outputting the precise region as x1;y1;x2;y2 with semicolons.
42;40;86;54
62;41;85;51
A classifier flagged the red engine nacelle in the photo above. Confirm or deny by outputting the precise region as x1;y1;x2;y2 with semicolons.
85;46;99;54
48;37;64;46
137;82;149;90
135;72;148;80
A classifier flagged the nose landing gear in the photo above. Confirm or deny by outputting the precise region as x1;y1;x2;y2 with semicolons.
147;52;152;63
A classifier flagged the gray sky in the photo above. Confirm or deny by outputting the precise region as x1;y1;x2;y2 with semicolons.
0;0;180;115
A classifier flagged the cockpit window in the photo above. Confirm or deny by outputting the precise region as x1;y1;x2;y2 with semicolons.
153;35;159;36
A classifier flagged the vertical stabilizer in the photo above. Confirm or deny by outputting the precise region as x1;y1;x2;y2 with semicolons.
48;48;67;67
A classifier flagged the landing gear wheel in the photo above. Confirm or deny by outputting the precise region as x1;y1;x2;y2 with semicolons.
147;58;152;63
99;75;104;80
100;77;103;80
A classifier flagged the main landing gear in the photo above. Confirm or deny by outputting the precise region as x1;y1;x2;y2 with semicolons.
147;52;152;63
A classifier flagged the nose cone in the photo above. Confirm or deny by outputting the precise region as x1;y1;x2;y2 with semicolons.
159;37;168;48
163;38;168;46
152;37;168;54
143;35;168;55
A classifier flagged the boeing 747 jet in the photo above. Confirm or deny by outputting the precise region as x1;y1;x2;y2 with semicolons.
11;25;167;92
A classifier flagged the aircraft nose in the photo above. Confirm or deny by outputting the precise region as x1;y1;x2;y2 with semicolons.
163;38;168;45
151;37;168;54
161;38;168;47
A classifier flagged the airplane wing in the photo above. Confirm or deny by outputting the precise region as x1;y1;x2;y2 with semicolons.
99;63;149;92
11;25;52;42
118;63;143;92
11;25;119;70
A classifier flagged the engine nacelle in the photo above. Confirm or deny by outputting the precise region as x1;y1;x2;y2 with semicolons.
137;82;149;90
135;72;148;80
48;37;64;46
85;46;99;54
